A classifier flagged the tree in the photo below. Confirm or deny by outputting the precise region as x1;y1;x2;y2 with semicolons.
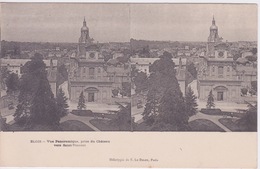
0;67;11;88
13;43;21;57
238;102;257;131
131;65;139;81
56;88;69;118
251;47;257;55
187;63;197;78
121;82;131;97
133;71;148;93
77;91;86;110
246;55;257;62
241;88;248;96
57;64;68;87
142;52;189;131
14;53;59;129
112;88;119;97
6;73;19;95
206;90;215;109
110;102;131;131
185;86;198;117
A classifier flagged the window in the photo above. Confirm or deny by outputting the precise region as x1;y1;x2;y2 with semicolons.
90;53;95;59
83;67;86;73
227;66;230;76
89;67;95;79
212;66;215;72
217;92;224;101
98;68;101;73
218;66;223;78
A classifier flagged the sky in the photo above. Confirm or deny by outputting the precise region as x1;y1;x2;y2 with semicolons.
1;3;258;43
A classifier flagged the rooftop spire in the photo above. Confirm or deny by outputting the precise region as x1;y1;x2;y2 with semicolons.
83;17;86;26
212;15;215;25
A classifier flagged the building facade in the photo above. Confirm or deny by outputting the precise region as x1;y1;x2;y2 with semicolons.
69;18;131;103
198;17;242;102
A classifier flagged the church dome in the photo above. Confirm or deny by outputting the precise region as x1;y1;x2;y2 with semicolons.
81;26;88;31
210;25;218;30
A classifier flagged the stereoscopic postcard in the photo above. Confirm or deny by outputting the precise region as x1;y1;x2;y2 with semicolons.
0;2;257;168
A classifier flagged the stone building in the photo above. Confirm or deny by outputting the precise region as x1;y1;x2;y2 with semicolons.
68;18;131;103
198;17;242;102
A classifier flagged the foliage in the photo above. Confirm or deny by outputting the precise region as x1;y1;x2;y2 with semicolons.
133;71;148;93
57;64;68;87
121;82;131;97
6;73;20;94
14;53;59;128
112;88;119;97
131;65;139;81
110;102;132;131
206;90;215;109
251;47;257;55
246;55;257;62
142;52;189;131
0;67;11;88
185;86;198;117
56;88;69;118
241;88;248;96
187;63;197;78
102;51;113;62
77;91;86;110
238;102;257;131
117;55;129;64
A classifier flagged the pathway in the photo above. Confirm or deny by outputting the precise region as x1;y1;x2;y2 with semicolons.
61;113;100;131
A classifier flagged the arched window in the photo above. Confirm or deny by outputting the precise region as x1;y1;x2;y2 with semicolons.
89;67;95;79
218;66;224;77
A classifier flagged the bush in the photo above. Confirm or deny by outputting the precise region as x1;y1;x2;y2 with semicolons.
241;88;248;96
201;108;222;115
71;110;93;116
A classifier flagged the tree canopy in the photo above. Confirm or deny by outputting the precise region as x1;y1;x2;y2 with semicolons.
206;90;215;109
14;53;59;129
185;86;198;117
77;91;86;110
142;52;189;131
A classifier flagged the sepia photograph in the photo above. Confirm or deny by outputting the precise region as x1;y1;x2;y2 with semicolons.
0;3;132;131
130;4;257;132
0;3;257;132
0;2;258;168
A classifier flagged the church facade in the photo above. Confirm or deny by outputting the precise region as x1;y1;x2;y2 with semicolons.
68;18;114;104
198;17;242;102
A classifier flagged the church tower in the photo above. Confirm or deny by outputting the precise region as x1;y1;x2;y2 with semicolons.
208;16;220;42
206;16;223;56
79;17;90;44
78;17;93;57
